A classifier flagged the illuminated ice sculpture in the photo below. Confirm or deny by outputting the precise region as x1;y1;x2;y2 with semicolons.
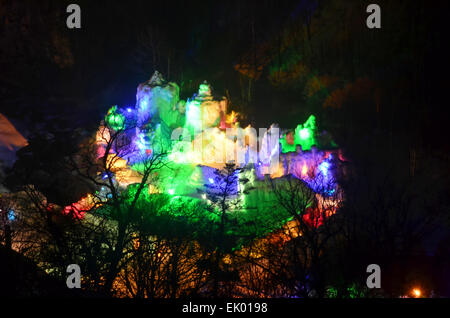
85;71;342;219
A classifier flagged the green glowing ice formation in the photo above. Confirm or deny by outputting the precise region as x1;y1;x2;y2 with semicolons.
105;105;125;131
280;114;317;153
299;128;310;139
198;82;211;96
294;114;316;151
326;287;338;298
185;99;202;135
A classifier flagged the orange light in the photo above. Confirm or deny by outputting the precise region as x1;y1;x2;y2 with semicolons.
226;111;238;125
301;162;308;176
412;288;421;298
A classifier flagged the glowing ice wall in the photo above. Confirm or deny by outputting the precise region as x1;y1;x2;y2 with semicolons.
92;71;341;224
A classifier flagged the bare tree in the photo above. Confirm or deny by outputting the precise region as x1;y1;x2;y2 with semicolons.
249;174;342;297
195;163;253;297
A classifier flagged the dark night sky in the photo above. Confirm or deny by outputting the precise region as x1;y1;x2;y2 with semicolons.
1;0;449;147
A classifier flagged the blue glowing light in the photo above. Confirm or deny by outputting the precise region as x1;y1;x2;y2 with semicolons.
299;156;337;196
201;165;239;196
8;209;15;221
127;108;132;113
318;161;330;177
137;133;148;151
